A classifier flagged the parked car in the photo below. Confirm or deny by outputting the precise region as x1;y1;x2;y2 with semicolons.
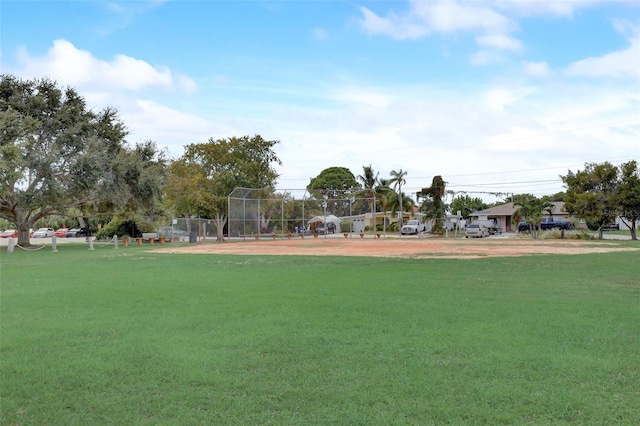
465;223;489;238
65;227;91;237
32;227;55;238
518;217;573;233
0;229;18;238
156;226;189;239
401;219;428;235
54;228;69;237
471;220;502;235
602;223;619;231
315;222;336;234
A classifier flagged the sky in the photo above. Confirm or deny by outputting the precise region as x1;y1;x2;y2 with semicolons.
2;0;639;204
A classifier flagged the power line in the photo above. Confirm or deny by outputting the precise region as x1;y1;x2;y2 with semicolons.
447;179;559;188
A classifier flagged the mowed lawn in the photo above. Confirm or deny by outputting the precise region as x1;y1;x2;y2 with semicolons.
1;243;639;424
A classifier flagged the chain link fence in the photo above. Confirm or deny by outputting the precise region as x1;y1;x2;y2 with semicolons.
228;187;375;238
158;188;375;241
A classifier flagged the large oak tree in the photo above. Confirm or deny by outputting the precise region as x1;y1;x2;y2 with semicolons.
0;75;165;245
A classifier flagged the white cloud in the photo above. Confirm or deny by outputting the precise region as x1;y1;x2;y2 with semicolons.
123;100;213;150
10;39;207;155
476;34;522;51
6;26;637;201
359;0;521;65
564;25;640;80
359;1;513;40
15;39;197;92
484;86;536;111
313;27;329;41
358;6;429;40
470;50;502;66
494;0;583;18
412;1;513;34
331;87;390;109
262;77;638;200
523;60;550;77
96;0;168;36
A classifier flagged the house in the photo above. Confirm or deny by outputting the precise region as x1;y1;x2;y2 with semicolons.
342;210;427;233
614;216;633;231
469;202;577;233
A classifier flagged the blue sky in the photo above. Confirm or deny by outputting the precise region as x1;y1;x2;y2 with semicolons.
2;0;639;203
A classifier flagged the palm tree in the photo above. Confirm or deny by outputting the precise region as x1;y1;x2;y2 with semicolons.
388;191;415;228
389;169;408;230
512;194;554;239
355;165;379;231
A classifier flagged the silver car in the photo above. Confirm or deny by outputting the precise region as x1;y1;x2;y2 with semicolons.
465;224;489;238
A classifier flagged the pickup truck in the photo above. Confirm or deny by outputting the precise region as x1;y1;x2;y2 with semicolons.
472;220;502;235
518;217;573;232
401;219;427;235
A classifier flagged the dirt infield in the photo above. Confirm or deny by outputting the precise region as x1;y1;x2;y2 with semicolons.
153;236;638;259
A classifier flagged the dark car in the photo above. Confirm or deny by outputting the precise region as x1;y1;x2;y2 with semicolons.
65;227;90;237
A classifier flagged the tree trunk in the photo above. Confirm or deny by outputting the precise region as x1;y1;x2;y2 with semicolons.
621;217;637;240
15;210;34;246
17;227;31;246
214;212;227;242
183;214;192;235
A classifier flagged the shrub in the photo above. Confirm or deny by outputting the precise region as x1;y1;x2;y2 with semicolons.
95;215;155;239
540;229;594;240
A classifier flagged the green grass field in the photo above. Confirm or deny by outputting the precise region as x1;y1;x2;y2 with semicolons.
1;242;639;424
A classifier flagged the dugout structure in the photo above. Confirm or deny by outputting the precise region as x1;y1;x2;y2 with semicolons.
228;187;373;238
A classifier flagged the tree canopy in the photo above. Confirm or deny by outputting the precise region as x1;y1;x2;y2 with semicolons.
165;135;281;241
562;161;639;240
562;162;619;239
307;166;359;198
450;195;487;219
615;160;639;240
0;75;165;245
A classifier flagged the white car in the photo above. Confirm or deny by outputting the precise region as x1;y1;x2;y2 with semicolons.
400;219;426;235
465;224;489;238
32;227;55;238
